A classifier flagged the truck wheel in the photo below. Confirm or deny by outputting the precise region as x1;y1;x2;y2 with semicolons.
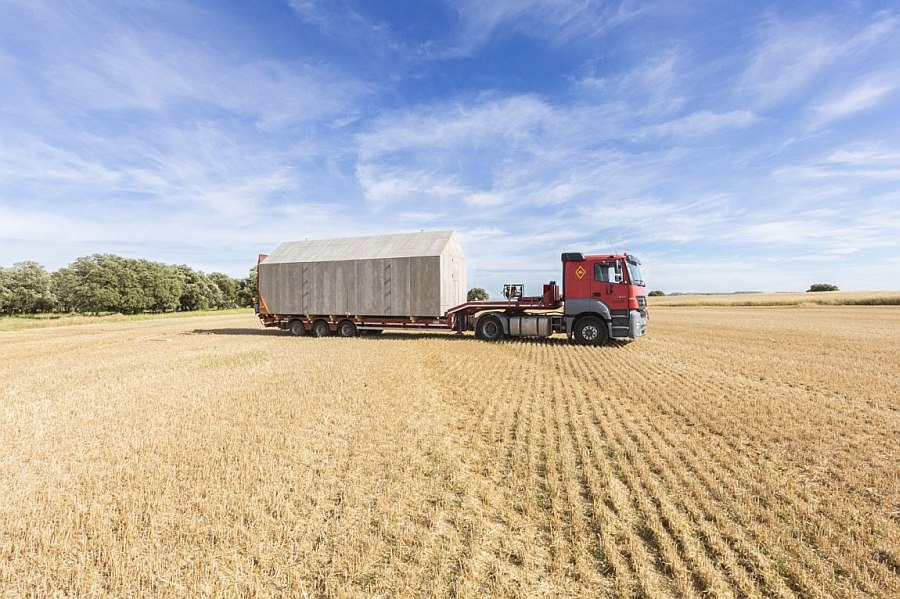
476;315;505;341
574;316;608;345
288;320;305;336
312;320;331;337
337;320;356;338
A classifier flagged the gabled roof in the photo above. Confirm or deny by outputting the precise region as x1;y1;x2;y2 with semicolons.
263;230;459;264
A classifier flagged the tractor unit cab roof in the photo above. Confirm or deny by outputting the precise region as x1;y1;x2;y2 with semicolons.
562;252;641;265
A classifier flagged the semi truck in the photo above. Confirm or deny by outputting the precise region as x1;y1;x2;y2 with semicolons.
255;230;647;345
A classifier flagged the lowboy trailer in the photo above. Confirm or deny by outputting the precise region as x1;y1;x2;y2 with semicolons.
256;231;647;345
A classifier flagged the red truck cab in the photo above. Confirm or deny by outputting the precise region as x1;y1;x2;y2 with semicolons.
561;252;648;342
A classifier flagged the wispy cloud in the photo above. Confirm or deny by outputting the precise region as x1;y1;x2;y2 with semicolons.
740;17;840;108
579;49;686;118
355;165;466;209
357;94;552;157
774;147;900;181
813;78;899;124
826;145;900;166
0;0;374;234
423;0;643;58
739;11;899;110
354;94;563;211
3;1;370;129
650;110;760;138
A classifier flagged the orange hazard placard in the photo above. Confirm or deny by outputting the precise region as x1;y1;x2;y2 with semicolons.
575;265;586;279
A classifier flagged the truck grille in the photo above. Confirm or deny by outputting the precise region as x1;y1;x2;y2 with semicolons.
636;295;647;309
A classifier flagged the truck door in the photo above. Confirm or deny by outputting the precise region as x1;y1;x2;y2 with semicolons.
592;259;632;337
591;260;627;310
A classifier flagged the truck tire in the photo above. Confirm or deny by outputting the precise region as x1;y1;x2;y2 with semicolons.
476;315;505;341
288;320;305;336
312;320;331;337
574;316;608;346
337;320;356;338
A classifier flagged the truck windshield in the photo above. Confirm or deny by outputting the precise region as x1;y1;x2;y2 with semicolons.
626;261;644;286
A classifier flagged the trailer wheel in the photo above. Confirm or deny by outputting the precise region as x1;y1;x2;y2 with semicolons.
476;315;505;341
288;320;305;337
337;320;357;338
312;320;331;337
574;316;608;346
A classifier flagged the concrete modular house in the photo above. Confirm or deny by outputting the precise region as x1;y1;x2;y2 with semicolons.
259;230;467;318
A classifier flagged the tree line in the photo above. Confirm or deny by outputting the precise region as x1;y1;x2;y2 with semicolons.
0;255;257;316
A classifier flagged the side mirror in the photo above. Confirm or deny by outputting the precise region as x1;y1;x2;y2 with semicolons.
615;275;623;283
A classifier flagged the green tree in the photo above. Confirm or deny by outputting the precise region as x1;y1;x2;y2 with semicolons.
236;265;258;307
173;265;220;311
808;283;839;292
0;267;12;315
113;256;150;314
51;266;80;312
139;260;183;312
648;290;665;296
59;255;187;314
208;272;239;309
6;261;56;314
72;255;121;314
467;287;489;301
8;254;249;315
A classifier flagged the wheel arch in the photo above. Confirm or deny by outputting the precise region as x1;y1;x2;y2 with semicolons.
564;298;612;321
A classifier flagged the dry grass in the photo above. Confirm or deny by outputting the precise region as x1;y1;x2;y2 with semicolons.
0;308;253;333
1;307;898;597
650;290;900;306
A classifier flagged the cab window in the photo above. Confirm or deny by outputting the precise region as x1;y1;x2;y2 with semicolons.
595;261;623;283
594;262;613;283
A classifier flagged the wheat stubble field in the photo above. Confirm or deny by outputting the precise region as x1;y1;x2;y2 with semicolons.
1;305;898;598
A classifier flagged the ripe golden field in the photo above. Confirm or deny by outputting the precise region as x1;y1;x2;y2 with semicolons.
1;306;898;598
649;290;900;307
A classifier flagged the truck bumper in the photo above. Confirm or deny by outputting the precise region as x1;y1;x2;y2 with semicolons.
628;310;648;339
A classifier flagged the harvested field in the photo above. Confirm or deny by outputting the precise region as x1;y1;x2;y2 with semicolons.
1;307;898;597
649;290;900;306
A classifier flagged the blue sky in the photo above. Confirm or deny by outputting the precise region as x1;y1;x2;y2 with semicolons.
1;0;898;293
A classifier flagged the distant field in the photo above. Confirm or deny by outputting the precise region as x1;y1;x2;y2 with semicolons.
650;289;900;306
1;308;898;597
0;307;254;332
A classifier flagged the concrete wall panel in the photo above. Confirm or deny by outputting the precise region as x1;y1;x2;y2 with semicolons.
389;257;411;316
